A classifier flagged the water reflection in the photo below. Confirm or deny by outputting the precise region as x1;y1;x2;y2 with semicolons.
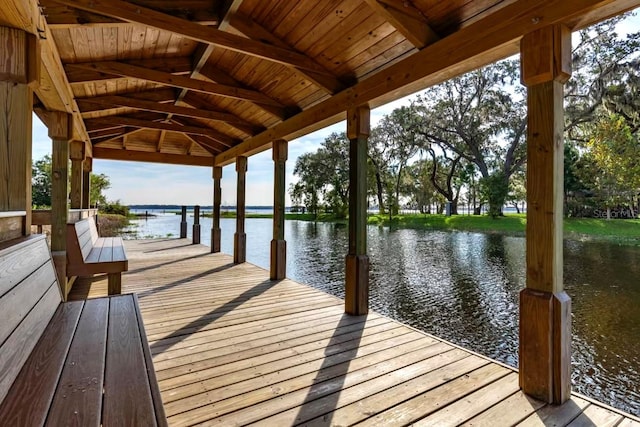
127;215;639;416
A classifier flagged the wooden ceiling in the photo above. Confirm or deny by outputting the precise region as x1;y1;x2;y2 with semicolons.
16;0;640;166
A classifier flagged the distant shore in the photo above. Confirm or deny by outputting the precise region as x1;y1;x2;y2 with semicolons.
197;212;640;246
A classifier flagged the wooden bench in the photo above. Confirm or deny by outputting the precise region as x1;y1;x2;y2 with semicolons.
0;235;166;426
67;216;128;295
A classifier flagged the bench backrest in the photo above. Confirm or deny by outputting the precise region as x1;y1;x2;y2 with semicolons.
0;235;62;405
67;216;99;262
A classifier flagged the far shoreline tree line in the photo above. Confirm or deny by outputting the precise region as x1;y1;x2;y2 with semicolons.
290;16;640;221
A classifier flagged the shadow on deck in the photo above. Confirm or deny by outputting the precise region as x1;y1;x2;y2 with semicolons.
68;239;640;426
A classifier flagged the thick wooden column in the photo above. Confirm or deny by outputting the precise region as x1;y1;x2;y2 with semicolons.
82;157;92;209
0;27;38;236
192;205;201;244
69;140;85;209
270;140;287;280
345;106;370;315
211;166;222;253
49;112;73;296
180;206;187;238
234;156;247;264
520;24;572;404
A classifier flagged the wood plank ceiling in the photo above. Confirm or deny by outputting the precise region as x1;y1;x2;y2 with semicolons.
34;0;640;167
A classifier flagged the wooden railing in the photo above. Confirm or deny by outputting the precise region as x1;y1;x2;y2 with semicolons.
0;211;27;243
32;208;99;233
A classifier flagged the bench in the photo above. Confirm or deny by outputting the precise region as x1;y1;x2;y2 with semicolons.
0;234;166;426
67;216;128;295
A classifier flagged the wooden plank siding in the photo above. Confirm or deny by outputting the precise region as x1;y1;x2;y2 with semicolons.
68;239;640;426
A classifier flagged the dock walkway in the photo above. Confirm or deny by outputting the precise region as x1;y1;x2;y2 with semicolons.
69;239;640;426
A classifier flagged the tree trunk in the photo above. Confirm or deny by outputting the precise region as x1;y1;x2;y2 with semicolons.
375;169;385;213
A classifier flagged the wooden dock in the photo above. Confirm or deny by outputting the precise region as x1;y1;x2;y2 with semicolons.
69;239;640;426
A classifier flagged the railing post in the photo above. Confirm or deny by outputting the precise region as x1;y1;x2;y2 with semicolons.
345;106;370;315
519;24;572;404
180;205;187;238
270;140;287;280
69;141;85;209
82;157;92;209
192;205;201;244
211;166;222;253
234;156;247;264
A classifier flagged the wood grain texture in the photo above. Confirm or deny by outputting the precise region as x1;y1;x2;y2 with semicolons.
46;298;108;427
103;294;157;426
0;301;83;426
0;234;49;295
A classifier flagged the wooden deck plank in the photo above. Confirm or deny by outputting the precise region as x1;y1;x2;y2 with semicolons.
65;238;640;426
565;404;624;427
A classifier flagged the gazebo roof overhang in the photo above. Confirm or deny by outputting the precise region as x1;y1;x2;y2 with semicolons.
1;0;638;167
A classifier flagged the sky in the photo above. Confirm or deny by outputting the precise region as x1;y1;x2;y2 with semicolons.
30;12;639;207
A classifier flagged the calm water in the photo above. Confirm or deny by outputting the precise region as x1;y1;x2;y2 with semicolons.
127;212;640;416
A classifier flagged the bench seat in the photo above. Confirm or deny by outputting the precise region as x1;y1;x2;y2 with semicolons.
67;217;128;295
0;235;166;426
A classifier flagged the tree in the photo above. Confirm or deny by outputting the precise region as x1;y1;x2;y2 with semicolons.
90;173;110;206
411;59;527;216
32;155;53;207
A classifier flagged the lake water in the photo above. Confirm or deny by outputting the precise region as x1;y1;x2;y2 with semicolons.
127;211;640;416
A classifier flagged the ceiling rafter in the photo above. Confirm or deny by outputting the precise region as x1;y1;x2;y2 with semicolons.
66;56;193;84
77;94;255;129
184;133;226;154
85;116;238;147
65;61;286;110
228;14;346;94
92;147;213;167
363;0;440;49
50;0;336;76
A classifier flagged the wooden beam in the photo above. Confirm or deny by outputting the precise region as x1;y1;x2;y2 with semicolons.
92;147;213;166
364;0;440;49
51;0;335;75
182;93;264;135
85;116;238;147
66;57;192;84
519;24;571;405
184;134;223;155
78;94;254;126
0;27;36;237
69;140;85;209
213;0;640;166
42;2;220;28
66;61;284;108
82;158;91;209
234;156;247;264
211;166;222;253
270;139;287;280
171;117;239;149
229;14;345;93
92;127;141;146
345;106;370;316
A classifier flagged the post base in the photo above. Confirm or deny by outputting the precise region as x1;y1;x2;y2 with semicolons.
519;289;571;404
345;254;369;315
192;224;201;244
270;239;286;280
211;228;221;253
234;232;246;264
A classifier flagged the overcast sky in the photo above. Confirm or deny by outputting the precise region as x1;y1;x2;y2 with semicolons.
31;12;639;207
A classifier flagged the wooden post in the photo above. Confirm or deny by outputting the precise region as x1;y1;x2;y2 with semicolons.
70;140;85;209
270;140;287;280
192;205;201;244
211;166;222;253
82;157;92;209
49;111;73;297
180;205;187;238
0;27;38;237
234;156;247;264
345;106;370;315
520;24;572;404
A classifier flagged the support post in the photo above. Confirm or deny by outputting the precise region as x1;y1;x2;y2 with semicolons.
270;140;287;280
0;27;38;237
192;205;201;244
234;156;247;264
211;166;222;253
180;205;187;238
345;106;370;315
49;111;73;298
519;24;572;404
70;140;85;209
82;157;92;209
